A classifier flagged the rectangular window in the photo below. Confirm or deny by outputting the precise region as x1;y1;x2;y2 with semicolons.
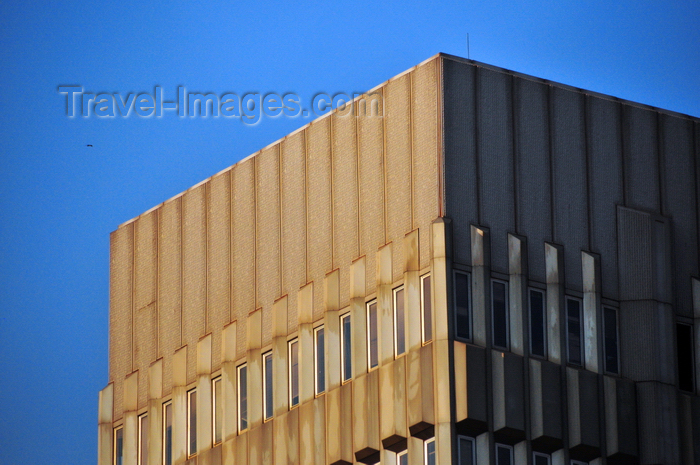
289;339;299;407
421;273;432;344
315;326;326;395
495;444;513;465
677;323;695;392
212;377;222;445
454;271;471;340
533;452;551;465
187;389;197;457
397;450;408;465
571;461;588;465
138;413;149;465
263;351;273;420
492;280;509;349
237;364;248;431
341;313;352;382
113;426;123;465
529;289;547;357
162;401;172;465
566;297;583;366
458;435;475;465
394;286;406;357
424;437;436;465
367;300;379;369
603;307;619;374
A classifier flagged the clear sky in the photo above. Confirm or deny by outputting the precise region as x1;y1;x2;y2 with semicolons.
0;0;698;463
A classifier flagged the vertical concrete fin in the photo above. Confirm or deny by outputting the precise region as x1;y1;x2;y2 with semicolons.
471;225;490;346
545;243;563;364
325;270;341;390
172;346;187;463
351;257;368;376
197;334;212;453
508;234;526;356
147;360;162;465
98;384;114;465
378;243;394;364
581;251;601;373
405;230;422;351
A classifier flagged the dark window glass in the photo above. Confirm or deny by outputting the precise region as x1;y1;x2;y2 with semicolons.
368;301;378;369
677;323;694;392
455;272;471;340
422;274;432;343
604;307;619;374
264;352;273;419
289;341;299;406
458;436;474;465
567;298;583;366
114;428;123;465
163;402;172;465
530;289;546;357
188;390;197;456
315;327;326;394
238;365;248;430
496;444;513;465
533;452;550;465
492;280;508;349
341;314;352;381
395;287;406;356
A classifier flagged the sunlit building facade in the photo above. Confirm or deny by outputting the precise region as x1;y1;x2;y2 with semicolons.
99;54;700;465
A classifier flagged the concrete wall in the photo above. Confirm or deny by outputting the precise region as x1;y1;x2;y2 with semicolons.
443;54;699;465
102;56;443;464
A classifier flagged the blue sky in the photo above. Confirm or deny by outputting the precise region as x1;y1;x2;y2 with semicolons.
0;0;698;463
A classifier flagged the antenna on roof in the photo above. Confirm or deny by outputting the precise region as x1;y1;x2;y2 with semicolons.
467;33;470;60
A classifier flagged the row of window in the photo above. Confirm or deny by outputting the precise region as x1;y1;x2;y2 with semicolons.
454;271;621;374
457;436;590;465
115;274;433;465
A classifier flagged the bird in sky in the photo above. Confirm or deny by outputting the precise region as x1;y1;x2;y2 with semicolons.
87;144;93;147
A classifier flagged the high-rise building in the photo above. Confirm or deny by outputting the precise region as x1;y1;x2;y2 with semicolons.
98;54;700;465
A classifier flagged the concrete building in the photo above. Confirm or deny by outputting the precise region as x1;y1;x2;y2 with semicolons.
98;54;700;465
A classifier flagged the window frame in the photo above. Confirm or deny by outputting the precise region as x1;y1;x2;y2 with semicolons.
187;388;197;458
603;306;620;375
288;338;300;408
457;435;476;465
262;350;273;420
396;449;408;465
491;278;510;350
420;273;432;345
138;412;149;465
314;325;326;395
454;270;472;341
566;296;584;366
495;443;514;465
424;437;436;465
571;460;588;465
340;312;352;383
529;288;547;359
533;451;551;465
367;299;379;371
113;425;124;465
162;400;173;465
212;376;222;445
237;363;248;432
393;285;406;358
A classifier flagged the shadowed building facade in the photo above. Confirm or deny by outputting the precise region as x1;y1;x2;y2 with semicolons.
98;54;700;465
